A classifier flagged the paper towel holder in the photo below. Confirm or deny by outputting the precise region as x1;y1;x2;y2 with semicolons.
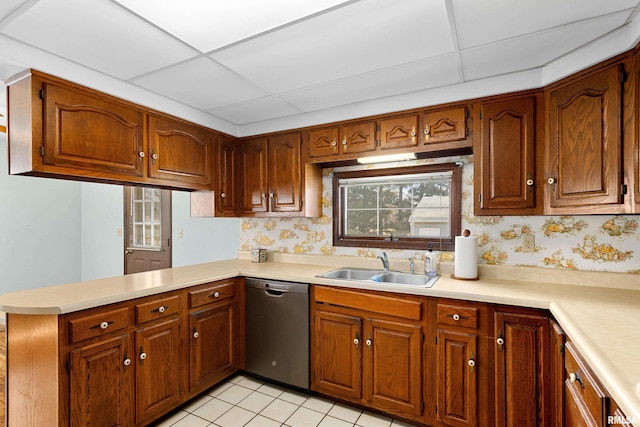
451;229;479;281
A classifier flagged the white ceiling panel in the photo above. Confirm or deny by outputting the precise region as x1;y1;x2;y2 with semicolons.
0;55;26;81
452;0;638;49
461;11;630;81
114;0;353;53
1;0;198;80
208;96;301;125
132;57;269;110
210;0;453;93
0;0;29;22
281;54;462;112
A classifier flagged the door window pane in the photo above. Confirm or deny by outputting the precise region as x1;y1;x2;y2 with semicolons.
131;187;162;249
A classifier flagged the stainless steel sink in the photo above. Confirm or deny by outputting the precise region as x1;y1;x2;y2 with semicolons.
316;267;439;288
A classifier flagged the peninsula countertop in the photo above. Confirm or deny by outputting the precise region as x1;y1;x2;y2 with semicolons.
1;252;638;425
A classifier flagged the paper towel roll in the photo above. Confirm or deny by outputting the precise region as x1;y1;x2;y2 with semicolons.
454;235;478;279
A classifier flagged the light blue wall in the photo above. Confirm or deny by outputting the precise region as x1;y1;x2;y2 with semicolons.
0;133;82;293
171;190;240;267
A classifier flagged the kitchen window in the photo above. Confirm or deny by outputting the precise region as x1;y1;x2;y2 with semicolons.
333;163;461;251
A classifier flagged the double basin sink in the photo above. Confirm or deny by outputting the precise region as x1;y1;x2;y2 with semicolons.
316;267;439;288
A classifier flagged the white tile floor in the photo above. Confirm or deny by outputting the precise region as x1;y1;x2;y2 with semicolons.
150;374;420;427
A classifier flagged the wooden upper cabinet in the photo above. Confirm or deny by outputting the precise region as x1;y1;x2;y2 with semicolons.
147;115;213;189
422;107;467;145
240;137;269;214
308;122;376;159
475;95;539;215
379;115;419;150
216;136;240;216
546;65;626;213
269;132;302;213
42;80;145;178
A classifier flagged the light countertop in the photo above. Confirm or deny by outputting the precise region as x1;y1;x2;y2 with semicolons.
1;252;638;424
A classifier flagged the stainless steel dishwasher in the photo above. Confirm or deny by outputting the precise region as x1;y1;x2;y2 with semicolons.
245;278;309;390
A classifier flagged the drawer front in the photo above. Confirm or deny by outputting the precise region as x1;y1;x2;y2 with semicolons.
189;280;236;309
136;295;180;324
565;342;607;426
437;303;478;329
69;307;130;344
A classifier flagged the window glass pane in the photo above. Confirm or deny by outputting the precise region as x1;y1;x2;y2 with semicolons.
130;187;162;249
346;209;377;235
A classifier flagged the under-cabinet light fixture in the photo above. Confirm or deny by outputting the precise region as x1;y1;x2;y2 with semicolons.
356;152;417;164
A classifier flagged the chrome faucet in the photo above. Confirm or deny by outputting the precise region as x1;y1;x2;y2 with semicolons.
409;257;414;275
377;252;389;271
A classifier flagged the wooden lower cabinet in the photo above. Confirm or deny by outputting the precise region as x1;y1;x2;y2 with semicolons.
311;286;425;423
69;334;134;427
494;309;550;427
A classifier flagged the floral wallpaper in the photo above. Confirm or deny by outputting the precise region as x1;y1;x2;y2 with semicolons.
239;155;640;274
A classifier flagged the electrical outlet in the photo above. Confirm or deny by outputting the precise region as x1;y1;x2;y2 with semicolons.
177;229;184;238
522;235;535;253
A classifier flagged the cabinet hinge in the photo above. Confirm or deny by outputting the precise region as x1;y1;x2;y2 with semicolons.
421;332;425;342
465;108;470;119
39;146;45;157
477;193;482;203
560;343;565;356
479;111;482;120
435;404;438;413
620;64;627;83
421;401;425;411
622;184;628;195
39;89;44;100
465;127;469;137
167;238;171;248
435;335;438;345
300;199;304;208
66;356;71;373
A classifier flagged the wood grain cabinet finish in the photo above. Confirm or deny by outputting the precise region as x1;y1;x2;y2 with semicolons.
147;114;214;189
269;132;302;213
239;137;269;214
215;135;241;216
494;310;550;427
7;69;218;191
379;114;420;150
475;95;539;215
311;286;424;422
308;122;377;159
546;65;626;213
422;107;468;145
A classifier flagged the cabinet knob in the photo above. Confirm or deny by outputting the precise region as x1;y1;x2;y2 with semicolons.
496;337;505;351
208;291;220;298
526;179;534;186
220;192;226;198
262;194;267;199
353;338;360;346
158;306;165;313
452;314;460;321
123;358;131;367
138;151;145;158
569;372;585;388
151;153;158;160
424;126;430;142
100;321;109;330
331;139;337;147
365;339;372;347
468;359;475;368
342;139;347;146
411;127;417;141
193;331;199;339
139;352;147;361
547;177;556;184
269;192;275;199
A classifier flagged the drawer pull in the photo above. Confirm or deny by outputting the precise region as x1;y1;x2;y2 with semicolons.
123;358;131;367
139;352;147;361
193;331;199;339
353;338;360;346
569;372;585;389
453;314;460;321
468;359;475;368
496;336;505;351
151;306;167;313
209;291;221;299
91;320;114;330
365;339;372;347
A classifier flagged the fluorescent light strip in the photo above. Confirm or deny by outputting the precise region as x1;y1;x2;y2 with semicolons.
356;153;417;164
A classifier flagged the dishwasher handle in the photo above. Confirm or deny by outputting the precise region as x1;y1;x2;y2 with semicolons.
265;288;287;297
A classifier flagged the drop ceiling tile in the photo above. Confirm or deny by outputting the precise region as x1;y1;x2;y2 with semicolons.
0;56;26;81
114;0;352;53
460;11;630;81
281;54;461;112
1;0;198;80
132;57;268;110
0;0;29;22
452;0;638;49
211;0;453;93
208;96;301;125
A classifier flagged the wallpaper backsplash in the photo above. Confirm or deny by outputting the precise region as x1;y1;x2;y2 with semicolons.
239;156;640;274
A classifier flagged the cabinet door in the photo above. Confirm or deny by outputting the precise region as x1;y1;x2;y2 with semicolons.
546;66;624;212
340;122;377;155
379;115;419;150
240;137;269;213
216;136;239;216
550;321;565;427
423;107;467;144
148;114;213;189
476;96;537;214
43;81;145;178
437;329;477;427
495;311;550;427
135;318;181;424
69;334;133;427
190;302;236;394
363;318;423;419
269;132;302;213
309;127;339;158
312;309;362;401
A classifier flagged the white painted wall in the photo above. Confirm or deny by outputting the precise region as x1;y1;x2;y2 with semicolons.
0;132;82;293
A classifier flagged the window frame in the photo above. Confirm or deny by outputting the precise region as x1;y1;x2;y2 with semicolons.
332;163;462;251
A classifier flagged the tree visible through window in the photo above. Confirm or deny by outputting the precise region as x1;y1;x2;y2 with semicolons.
333;163;461;251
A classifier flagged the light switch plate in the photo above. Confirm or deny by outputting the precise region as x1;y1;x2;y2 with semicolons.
522;235;535;253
